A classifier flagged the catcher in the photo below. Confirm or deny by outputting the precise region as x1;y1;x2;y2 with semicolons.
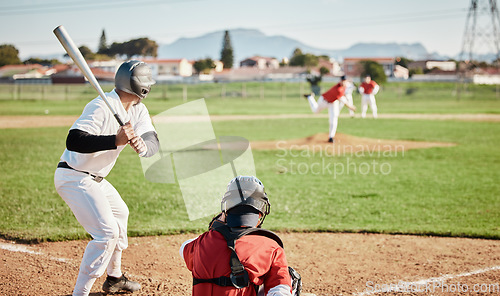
179;176;302;296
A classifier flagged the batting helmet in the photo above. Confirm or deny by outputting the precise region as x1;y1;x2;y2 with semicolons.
221;176;270;226
115;60;155;99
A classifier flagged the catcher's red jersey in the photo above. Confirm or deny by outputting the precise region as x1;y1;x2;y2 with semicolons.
360;81;378;94
183;230;291;296
322;83;345;103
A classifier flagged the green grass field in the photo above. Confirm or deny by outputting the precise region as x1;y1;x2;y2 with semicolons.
0;81;499;241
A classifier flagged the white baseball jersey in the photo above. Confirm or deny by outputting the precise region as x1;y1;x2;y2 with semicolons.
344;81;355;95
60;89;155;177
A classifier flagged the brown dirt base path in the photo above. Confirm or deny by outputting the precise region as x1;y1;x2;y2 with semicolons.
1;113;500;129
1;233;499;296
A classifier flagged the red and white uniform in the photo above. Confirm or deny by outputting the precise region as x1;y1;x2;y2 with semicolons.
359;80;379;118
321;82;345;103
180;230;292;296
306;82;350;139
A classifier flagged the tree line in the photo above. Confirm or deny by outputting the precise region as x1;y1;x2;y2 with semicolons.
0;29;159;67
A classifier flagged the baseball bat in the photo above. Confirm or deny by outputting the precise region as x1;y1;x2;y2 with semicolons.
53;25;147;157
53;25;124;126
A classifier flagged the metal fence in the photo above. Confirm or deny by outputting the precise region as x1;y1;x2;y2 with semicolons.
0;81;316;101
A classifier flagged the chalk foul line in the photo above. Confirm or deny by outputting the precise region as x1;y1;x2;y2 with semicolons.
0;241;72;263
355;265;500;295
0;241;145;279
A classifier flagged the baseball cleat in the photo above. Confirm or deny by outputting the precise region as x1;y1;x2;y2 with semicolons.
102;274;141;294
328;137;334;143
303;94;311;99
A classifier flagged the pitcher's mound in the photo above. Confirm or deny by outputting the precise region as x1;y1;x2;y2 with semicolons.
250;133;455;154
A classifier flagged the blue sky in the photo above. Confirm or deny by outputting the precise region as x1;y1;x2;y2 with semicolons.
1;0;471;59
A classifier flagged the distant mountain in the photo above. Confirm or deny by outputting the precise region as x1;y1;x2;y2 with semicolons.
429;51;452;60
158;28;447;63
338;42;430;60
456;52;498;62
158;28;333;64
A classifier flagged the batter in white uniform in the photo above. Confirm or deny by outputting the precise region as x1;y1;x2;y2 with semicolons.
54;60;159;296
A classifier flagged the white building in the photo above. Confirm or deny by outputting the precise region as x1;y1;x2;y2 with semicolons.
393;64;409;79
240;56;280;70
425;61;456;71
343;57;395;77
143;59;194;80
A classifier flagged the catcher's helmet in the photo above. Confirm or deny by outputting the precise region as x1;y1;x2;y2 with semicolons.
221;176;270;224
115;60;155;99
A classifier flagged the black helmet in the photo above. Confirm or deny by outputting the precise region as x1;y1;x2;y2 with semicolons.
115;60;155;99
221;176;270;226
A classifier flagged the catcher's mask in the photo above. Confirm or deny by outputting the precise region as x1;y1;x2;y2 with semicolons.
115;60;155;99
221;176;270;227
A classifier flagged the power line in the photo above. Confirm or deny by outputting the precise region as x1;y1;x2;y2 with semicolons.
0;0;202;16
262;11;466;34
258;8;468;30
148;9;470;42
4;7;470;56
0;0;118;10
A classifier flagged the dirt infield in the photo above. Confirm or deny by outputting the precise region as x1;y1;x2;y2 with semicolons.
1;233;499;295
250;132;455;152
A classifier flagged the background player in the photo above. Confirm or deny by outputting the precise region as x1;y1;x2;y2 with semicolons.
304;75;356;143
54;60;159;296
358;75;379;118
180;176;295;296
306;71;323;96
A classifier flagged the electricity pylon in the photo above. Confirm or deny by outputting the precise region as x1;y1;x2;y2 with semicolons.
457;0;500;99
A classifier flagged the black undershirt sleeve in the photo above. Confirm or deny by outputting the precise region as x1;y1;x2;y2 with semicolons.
66;129;117;153
141;131;160;157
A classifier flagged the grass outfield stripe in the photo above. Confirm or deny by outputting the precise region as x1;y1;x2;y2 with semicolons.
1;113;500;129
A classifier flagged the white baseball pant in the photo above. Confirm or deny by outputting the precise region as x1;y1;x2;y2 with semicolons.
54;168;129;296
361;94;378;118
307;94;346;139
340;93;355;117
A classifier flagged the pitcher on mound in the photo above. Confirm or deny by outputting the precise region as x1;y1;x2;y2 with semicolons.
304;75;356;143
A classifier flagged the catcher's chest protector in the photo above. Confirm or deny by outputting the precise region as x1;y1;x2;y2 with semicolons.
192;225;282;288
193;225;302;295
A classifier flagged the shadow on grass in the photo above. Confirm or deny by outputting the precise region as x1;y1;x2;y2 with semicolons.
350;193;380;199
